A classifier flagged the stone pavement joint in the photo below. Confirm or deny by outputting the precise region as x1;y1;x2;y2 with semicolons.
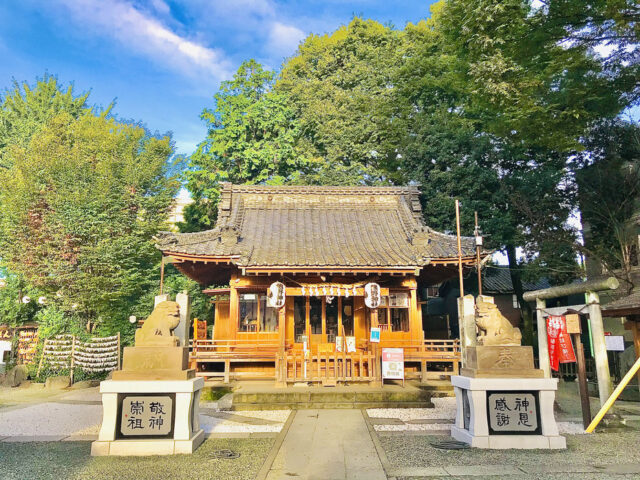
388;467;449;477
2;435;67;442
445;465;524;476
596;463;640;474
519;464;600;474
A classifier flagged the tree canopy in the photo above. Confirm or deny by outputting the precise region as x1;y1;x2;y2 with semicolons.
0;112;179;332
0;74;96;170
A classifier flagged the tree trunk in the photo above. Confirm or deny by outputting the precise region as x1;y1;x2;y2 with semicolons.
506;244;534;347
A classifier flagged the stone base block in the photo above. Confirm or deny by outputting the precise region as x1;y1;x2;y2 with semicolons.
451;375;566;450
91;429;205;456
112;369;195;380
91;377;204;456
460;367;545;378
451;426;566;449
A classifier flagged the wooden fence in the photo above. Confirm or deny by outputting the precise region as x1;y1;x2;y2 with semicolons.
278;349;378;385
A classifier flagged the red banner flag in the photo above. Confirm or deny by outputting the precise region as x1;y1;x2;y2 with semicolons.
547;315;577;371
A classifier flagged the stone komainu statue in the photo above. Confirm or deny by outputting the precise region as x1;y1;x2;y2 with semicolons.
475;299;522;346
135;301;181;347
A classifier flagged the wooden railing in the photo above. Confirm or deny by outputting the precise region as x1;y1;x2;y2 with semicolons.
192;339;282;359
279;350;379;385
374;339;461;378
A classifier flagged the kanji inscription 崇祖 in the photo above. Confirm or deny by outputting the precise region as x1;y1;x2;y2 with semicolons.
120;395;173;436
487;392;538;434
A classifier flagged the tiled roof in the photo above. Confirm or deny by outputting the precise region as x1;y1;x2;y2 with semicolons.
482;267;551;294
155;183;479;268
602;289;640;316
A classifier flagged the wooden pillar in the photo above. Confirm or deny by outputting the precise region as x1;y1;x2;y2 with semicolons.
410;285;421;342
586;291;613;406
338;296;343;346
276;306;286;387
229;276;239;339
536;298;551;378
322;297;327;342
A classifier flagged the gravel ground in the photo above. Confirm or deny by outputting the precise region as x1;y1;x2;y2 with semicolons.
380;431;640;468
0;438;273;480
0;402;102;436
199;410;290;433
368;397;457;421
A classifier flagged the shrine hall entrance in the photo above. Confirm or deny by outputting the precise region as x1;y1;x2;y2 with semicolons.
291;295;360;353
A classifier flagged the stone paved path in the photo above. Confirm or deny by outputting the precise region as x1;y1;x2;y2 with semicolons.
264;409;386;480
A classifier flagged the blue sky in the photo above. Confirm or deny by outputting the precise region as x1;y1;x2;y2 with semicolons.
0;0;438;156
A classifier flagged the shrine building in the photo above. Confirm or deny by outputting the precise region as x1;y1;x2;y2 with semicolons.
155;183;484;385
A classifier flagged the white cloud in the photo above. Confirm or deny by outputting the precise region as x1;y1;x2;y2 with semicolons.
55;0;233;81
268;22;306;57
150;0;170;15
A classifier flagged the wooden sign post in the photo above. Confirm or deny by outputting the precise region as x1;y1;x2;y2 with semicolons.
566;314;591;429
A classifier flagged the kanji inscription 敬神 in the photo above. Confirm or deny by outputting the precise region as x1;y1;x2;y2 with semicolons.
487;392;538;433
120;395;173;436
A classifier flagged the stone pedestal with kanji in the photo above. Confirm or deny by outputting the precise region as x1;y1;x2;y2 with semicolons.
452;297;566;449
91;300;204;456
91;378;204;456
451;376;566;449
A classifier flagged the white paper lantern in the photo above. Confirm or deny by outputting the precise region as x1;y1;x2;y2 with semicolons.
364;283;381;309
268;282;286;308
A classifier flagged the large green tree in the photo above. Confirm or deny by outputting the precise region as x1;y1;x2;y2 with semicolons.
0;74;95;170
276;18;408;184
393;3;591;345
183;60;309;231
0;112;179;332
436;0;628;151
575;120;640;292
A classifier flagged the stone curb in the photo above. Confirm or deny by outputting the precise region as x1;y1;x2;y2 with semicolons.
384;463;640;477
205;432;278;439
362;409;397;480
254;410;296;480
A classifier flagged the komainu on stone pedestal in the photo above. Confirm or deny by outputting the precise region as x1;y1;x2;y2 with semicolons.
451;295;565;449
112;301;195;381
461;298;543;378
92;299;204;456
475;298;522;346
134;301;181;346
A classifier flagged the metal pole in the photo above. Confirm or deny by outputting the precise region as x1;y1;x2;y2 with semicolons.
455;200;464;297
474;211;482;296
586;355;640;433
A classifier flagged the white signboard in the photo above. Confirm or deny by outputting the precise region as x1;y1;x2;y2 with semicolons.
370;327;381;343
605;335;625;352
488;392;538;434
120;395;173;437
381;348;404;380
345;336;356;353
